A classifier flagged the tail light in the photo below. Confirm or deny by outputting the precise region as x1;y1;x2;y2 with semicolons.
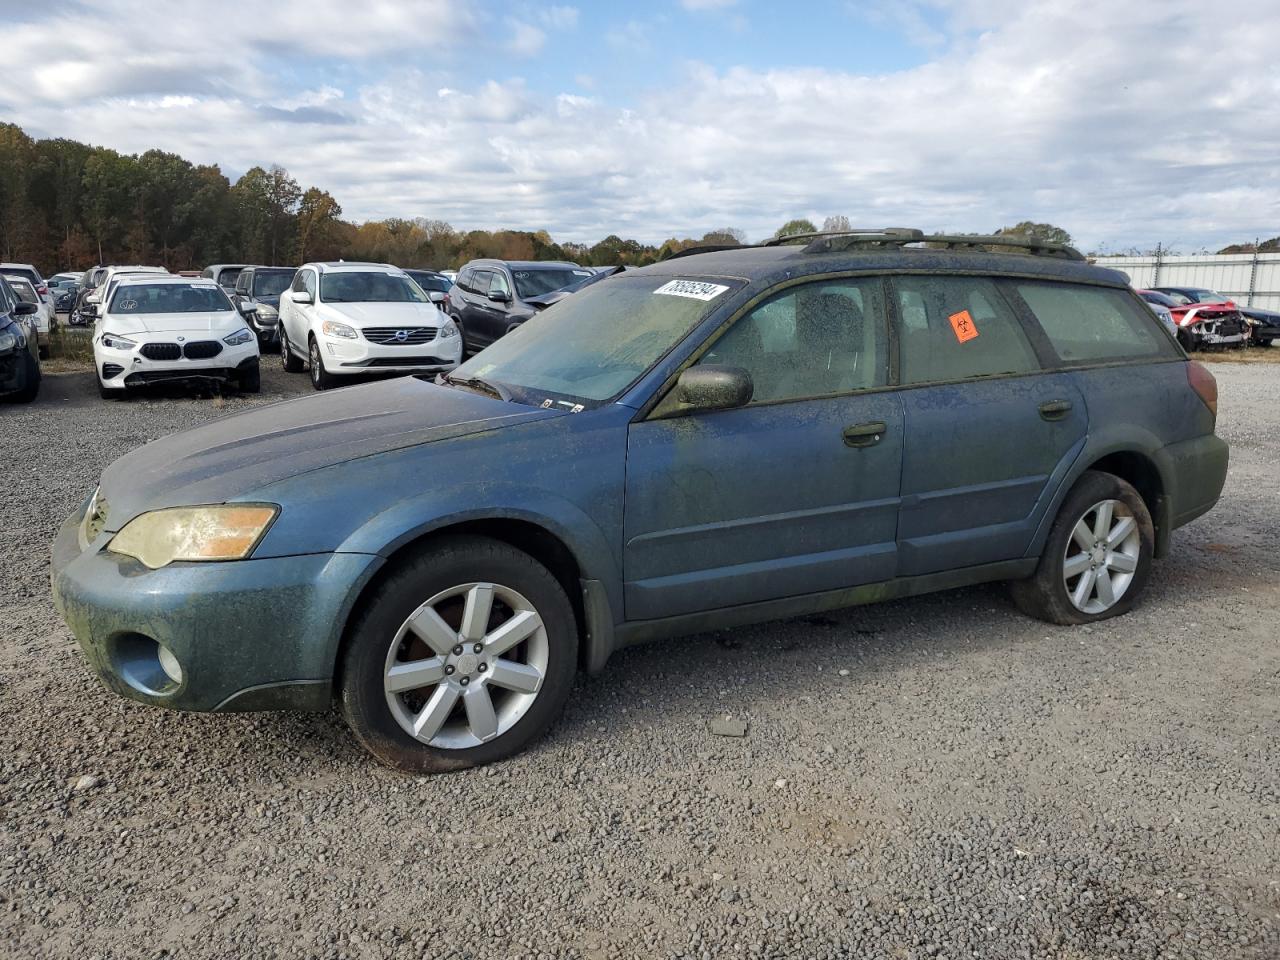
37;284;48;296
442;293;450;310
1187;361;1217;419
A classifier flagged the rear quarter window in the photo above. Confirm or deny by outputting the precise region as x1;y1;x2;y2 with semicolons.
1013;282;1178;364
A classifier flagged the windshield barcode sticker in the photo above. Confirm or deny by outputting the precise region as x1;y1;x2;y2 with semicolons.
654;280;729;301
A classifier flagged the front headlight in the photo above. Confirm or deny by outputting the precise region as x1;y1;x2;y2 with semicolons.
101;332;137;349
107;504;278;569
256;304;278;319
322;320;357;340
439;318;459;339
0;330;16;352
222;328;254;345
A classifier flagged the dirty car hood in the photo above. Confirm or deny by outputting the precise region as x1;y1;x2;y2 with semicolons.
96;377;563;530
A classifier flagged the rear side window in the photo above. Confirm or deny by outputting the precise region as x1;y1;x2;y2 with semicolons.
893;276;1039;384
1014;282;1178;363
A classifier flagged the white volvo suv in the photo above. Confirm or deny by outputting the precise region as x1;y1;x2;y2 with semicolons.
277;261;462;390
93;276;261;399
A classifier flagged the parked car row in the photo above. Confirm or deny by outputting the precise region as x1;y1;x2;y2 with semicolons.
1136;286;1278;350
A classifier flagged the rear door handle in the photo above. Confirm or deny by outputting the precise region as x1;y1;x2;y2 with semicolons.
1039;400;1073;421
843;421;887;447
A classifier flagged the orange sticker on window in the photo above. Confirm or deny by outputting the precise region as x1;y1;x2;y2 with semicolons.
948;309;979;343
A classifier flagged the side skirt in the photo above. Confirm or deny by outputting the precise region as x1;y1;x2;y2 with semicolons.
595;558;1038;666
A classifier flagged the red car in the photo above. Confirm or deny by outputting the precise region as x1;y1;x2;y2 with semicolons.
1150;287;1247;350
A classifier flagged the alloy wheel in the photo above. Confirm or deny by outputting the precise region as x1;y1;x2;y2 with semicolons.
383;582;548;749
309;341;321;385
1062;498;1141;614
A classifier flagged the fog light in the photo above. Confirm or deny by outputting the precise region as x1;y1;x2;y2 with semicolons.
157;645;183;684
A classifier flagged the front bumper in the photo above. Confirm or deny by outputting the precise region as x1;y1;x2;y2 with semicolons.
51;507;383;712
97;338;260;388
0;347;32;395
320;331;463;375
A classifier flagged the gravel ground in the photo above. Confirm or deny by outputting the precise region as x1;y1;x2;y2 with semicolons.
1;362;1277;960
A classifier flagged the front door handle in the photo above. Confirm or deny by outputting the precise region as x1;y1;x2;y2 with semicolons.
843;421;886;448
1039;399;1073;421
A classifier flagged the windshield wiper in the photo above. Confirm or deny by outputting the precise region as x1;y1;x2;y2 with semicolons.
442;373;512;401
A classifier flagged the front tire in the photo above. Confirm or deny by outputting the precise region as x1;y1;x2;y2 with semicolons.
308;336;341;391
238;359;261;394
7;353;40;403
339;536;579;773
1010;470;1154;625
280;327;303;373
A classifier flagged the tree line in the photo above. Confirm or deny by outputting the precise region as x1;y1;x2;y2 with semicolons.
0;123;813;275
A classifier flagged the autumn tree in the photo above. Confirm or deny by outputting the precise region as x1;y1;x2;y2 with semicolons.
821;215;851;232
774;218;817;239
296;188;343;262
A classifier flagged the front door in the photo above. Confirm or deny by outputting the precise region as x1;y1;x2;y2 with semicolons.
623;276;904;621
889;274;1088;576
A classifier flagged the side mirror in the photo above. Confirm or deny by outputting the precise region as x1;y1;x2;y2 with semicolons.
239;301;258;314
428;291;446;304
675;365;753;412
290;290;313;304
489;289;512;304
14;302;37;316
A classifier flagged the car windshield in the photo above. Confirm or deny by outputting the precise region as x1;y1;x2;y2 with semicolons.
254;270;296;297
4;268;40;287
320;272;428;303
1179;289;1230;304
512;268;591;299
216;267;243;289
109;283;233;314
6;281;38;304
410;272;451;293
451;274;740;405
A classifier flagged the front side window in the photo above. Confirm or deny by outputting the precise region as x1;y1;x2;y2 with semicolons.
1014;282;1179;363
894;275;1039;384
234;272;251;295
488;271;511;299
696;277;889;402
454;274;741;405
319;272;428;304
109;283;233;314
302;270;318;298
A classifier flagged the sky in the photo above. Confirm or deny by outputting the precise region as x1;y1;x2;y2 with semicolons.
1;0;1278;252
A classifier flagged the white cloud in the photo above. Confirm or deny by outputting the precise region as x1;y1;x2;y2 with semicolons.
1;0;1278;251
681;0;738;9
508;20;547;56
539;5;579;29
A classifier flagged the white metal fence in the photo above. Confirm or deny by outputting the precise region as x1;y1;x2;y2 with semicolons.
1092;252;1280;310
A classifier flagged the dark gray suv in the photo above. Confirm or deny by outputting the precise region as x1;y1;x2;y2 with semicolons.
448;259;592;352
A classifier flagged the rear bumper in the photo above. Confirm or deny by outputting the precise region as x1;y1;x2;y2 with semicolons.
51;508;383;712
1162;433;1229;530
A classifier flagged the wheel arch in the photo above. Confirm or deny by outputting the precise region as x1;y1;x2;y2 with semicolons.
332;513;617;688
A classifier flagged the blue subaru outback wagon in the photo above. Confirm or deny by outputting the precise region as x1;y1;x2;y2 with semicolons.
52;230;1228;771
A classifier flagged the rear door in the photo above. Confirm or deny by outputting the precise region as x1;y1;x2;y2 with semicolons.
623;275;903;620
890;274;1088;576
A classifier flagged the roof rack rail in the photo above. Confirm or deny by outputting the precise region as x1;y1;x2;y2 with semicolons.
917;233;1086;261
660;243;749;262
764;227;924;248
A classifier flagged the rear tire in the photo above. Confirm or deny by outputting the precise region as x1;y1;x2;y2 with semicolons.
339;536;579;773
1010;470;1154;625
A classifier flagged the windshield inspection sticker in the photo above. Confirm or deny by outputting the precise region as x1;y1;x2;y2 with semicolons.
948;309;979;343
654;279;730;301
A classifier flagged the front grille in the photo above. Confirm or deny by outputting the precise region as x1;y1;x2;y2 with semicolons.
362;327;437;345
183;341;222;360
101;363;124;379
362;356;446;367
140;342;181;361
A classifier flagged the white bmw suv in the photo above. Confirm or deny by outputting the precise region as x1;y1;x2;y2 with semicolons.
278;261;462;390
93;275;261;399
